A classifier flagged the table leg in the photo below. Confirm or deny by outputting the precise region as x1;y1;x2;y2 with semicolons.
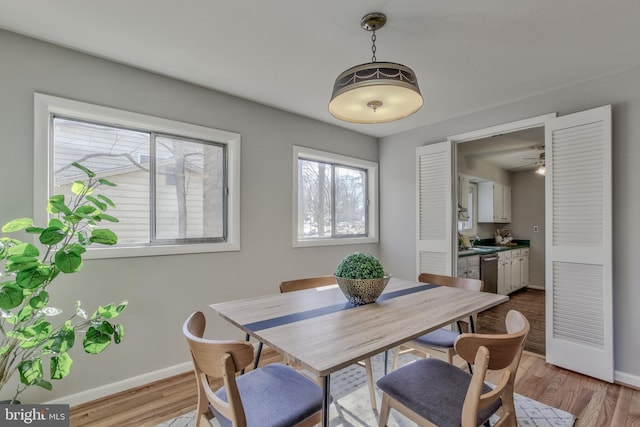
321;374;330;427
384;349;388;375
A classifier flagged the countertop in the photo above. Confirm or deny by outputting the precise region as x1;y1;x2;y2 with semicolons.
458;239;530;257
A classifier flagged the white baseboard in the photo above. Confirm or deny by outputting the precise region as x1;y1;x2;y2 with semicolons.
525;284;545;291
45;342;262;406
45;361;193;406
615;370;640;389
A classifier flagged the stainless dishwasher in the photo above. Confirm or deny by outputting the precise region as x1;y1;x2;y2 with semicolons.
480;254;498;293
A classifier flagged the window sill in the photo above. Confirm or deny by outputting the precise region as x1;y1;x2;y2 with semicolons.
293;236;378;248
82;242;240;259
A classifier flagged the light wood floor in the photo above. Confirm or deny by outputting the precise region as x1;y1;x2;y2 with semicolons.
478;287;546;355
70;292;640;427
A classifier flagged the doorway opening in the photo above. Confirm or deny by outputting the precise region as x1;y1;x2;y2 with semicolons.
449;114;554;355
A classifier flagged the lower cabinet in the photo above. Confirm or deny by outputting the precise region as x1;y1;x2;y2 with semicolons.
457;255;480;280
497;248;530;295
497;251;512;295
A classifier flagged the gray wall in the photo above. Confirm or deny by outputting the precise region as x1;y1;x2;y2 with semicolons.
510;170;545;288
379;64;640;383
0;30;379;402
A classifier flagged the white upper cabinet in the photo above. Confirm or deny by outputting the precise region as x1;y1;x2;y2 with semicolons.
477;181;511;223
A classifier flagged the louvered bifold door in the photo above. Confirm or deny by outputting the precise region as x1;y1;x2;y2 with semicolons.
416;141;454;277
545;105;613;382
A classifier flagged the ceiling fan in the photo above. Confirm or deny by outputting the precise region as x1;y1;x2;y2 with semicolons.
515;151;546;175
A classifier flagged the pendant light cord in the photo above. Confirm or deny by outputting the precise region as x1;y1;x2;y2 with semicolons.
371;30;377;62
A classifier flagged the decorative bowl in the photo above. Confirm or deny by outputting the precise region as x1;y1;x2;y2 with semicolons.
333;275;391;305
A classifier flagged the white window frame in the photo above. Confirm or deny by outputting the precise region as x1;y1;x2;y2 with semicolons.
292;146;378;247
34;93;241;259
459;182;478;237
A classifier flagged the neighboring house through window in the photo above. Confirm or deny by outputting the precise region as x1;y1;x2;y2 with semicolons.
34;94;241;258
293;146;378;247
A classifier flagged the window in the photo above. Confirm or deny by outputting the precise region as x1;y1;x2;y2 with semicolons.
293;146;378;247
34;94;240;258
458;182;477;236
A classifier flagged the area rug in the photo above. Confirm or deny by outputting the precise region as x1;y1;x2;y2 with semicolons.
157;353;576;426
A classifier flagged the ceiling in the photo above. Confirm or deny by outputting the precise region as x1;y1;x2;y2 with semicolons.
1;1;639;146
458;127;545;172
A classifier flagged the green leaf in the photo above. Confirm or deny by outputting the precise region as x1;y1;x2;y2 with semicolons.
8;242;40;257
17;305;34;322
39;227;66;245
97;194;116;208
93;301;127;319
98;178;117;187
86;195;107;211
0;346;10;355
25;226;46;234
0;239;7;259
50;352;73;380
54;249;83;273
17;266;51;290
94;213;119;223
35;380;52;390
0;282;25;309
48;218;64;228
47;322;75;353
18;358;43;386
5;260;39;273
2;218;34;233
72;162;96;178
19;321;52;349
29;291;49;309
89;229;118;245
71;181;86;195
83;326;112;354
75;205;97;217
48;195;73;216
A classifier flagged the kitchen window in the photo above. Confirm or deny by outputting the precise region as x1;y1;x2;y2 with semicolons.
459;182;478;236
293;146;378;247
34;93;241;258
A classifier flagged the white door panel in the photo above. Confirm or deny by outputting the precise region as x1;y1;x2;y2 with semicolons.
416;141;454;277
545;105;613;382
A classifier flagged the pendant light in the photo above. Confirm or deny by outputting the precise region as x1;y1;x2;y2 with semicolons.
329;13;423;124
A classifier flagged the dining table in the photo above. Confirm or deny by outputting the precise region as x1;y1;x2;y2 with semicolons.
210;276;508;427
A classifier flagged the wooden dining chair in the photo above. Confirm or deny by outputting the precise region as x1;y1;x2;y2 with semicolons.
391;273;484;371
183;311;323;427
377;310;530;427
278;275;379;411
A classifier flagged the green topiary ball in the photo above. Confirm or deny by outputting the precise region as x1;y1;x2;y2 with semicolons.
335;252;385;279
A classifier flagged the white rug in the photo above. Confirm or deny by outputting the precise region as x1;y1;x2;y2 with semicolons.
157;353;576;426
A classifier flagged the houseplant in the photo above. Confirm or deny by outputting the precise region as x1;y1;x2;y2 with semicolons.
334;252;390;305
0;162;127;403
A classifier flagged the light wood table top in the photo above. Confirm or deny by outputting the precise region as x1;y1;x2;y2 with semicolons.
210;277;508;377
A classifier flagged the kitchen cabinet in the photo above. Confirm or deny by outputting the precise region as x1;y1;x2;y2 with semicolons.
497;248;529;295
510;249;522;293
478;181;511;223
457;255;480;280
521;248;529;286
497;250;512;295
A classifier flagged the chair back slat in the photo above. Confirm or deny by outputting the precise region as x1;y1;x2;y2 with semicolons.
183;311;254;377
279;275;337;293
418;272;484;292
455;310;530;370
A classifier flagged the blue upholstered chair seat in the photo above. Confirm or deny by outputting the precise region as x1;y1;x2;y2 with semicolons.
413;328;459;348
377;358;501;426
212;363;323;427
